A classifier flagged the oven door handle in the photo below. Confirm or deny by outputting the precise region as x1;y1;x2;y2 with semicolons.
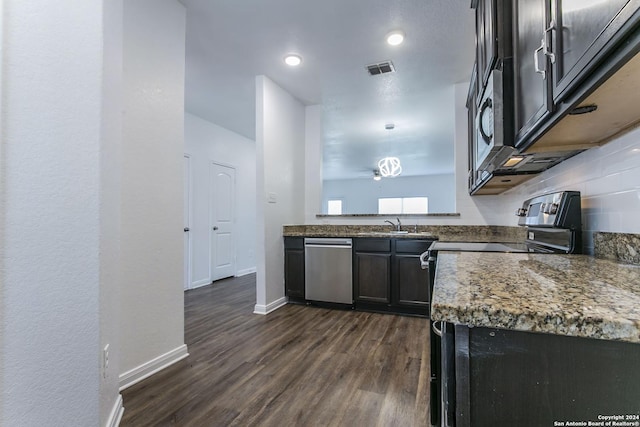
420;252;436;270
420;251;430;269
432;321;443;337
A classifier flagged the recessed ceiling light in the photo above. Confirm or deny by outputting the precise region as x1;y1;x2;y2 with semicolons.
284;54;302;66
386;30;405;46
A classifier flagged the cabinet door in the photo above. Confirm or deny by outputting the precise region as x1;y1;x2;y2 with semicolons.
476;0;497;89
467;64;479;193
394;254;429;307
513;0;553;147
284;249;305;298
354;252;391;304
551;0;639;101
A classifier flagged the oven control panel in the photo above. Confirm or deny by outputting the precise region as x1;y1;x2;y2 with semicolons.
516;191;581;230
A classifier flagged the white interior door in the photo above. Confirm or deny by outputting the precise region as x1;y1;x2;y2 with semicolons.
210;162;236;281
183;155;191;290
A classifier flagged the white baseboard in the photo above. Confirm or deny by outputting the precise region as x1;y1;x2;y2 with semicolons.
119;344;189;391
253;296;288;315
105;394;124;427
189;278;211;290
236;267;256;277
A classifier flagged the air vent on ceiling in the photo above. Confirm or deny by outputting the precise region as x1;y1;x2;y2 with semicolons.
366;61;395;76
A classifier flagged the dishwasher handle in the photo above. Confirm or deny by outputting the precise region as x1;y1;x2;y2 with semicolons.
305;244;353;249
304;237;353;247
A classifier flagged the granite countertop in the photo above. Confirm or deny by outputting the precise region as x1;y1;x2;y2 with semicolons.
431;252;640;343
283;225;526;242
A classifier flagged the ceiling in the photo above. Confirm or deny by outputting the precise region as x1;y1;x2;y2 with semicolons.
181;0;475;180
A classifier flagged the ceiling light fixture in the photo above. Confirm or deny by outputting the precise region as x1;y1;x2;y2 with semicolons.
378;157;402;177
284;54;302;67
386;30;405;46
373;170;382;181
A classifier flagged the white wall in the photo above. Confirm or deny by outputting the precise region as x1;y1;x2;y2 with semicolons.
504;125;640;253
255;76;306;313
185;112;257;285
100;0;124;424
437;81;640;252
305;105;324;223
323;174;456;214
304;83;513;226
1;2;120;425
119;0;188;386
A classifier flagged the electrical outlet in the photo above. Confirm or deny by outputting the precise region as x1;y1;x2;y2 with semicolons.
103;344;109;378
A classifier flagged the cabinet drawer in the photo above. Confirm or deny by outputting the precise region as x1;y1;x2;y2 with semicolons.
354;238;391;252
395;240;433;254
284;237;304;250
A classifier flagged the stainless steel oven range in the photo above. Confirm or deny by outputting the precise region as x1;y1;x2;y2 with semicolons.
420;190;582;427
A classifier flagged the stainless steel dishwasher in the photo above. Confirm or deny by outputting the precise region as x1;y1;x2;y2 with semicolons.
304;238;353;305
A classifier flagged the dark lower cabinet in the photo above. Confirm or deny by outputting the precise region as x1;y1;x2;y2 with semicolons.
284;237;304;300
354;238;433;316
354;252;391;303
394;255;430;307
393;240;432;315
353;238;391;305
284;236;433;315
451;325;640;426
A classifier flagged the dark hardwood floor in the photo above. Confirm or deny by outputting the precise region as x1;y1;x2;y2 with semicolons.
121;274;432;426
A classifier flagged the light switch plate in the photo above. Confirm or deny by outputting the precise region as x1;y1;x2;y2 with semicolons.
267;192;277;203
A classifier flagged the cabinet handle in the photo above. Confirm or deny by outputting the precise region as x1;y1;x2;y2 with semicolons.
478;97;493;144
534;38;546;79
544;20;556;64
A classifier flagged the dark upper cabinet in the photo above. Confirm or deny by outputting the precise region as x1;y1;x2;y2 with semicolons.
475;0;495;89
284;237;305;299
513;0;640;147
467;64;479;191
475;0;513;90
468;0;640;194
550;0;640;103
513;0;553;147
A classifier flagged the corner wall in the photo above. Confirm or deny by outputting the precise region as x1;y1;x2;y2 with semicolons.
1;2;108;424
119;0;188;387
184;112;257;285
255;76;306;313
100;0;124;424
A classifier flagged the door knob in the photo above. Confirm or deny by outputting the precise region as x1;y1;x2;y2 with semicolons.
184;227;190;232
213;226;219;230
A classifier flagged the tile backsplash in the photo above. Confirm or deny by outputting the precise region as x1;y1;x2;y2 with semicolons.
505;124;640;254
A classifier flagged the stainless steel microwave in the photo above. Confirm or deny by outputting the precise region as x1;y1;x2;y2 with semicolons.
474;67;516;180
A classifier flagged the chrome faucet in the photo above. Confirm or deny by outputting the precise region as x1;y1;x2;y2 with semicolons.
384;217;402;232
